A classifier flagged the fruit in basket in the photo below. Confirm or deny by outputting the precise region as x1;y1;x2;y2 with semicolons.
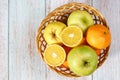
61;25;83;47
62;45;72;54
67;10;94;33
86;24;111;49
67;45;98;76
95;49;101;56
43;21;66;45
80;37;88;45
62;61;69;69
44;44;66;67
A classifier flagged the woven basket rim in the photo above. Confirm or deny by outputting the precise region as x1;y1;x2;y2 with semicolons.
37;2;108;33
36;2;110;77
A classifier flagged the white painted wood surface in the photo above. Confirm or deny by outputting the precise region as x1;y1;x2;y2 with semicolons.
0;0;8;80
0;0;120;80
93;0;120;80
9;0;46;80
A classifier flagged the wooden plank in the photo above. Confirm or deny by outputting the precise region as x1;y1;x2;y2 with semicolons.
72;0;92;5
45;0;93;80
0;0;8;80
46;0;93;15
45;0;72;15
93;0;120;80
9;0;47;80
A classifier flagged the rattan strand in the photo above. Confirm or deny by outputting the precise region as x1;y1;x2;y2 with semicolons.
36;2;110;77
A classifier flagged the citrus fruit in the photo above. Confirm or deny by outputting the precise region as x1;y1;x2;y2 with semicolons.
95;49;101;56
61;25;83;47
62;61;69;69
62;45;72;55
80;37;88;45
90;46;102;56
44;44;66;67
86;24;111;49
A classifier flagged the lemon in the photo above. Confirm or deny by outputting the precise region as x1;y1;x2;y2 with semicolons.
61;25;83;47
44;44;66;67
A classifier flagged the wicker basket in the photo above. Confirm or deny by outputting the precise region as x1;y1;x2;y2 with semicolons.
36;2;110;77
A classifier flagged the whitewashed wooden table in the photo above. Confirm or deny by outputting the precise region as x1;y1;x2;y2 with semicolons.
0;0;120;80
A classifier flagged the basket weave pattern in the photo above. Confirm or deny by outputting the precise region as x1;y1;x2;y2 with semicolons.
36;2;110;77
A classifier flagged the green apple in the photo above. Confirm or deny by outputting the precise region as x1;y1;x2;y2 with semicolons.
67;10;94;33
67;45;98;76
43;21;66;45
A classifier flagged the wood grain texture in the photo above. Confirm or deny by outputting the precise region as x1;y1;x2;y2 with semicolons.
9;0;46;80
72;0;92;5
0;0;8;80
0;0;118;80
93;0;120;80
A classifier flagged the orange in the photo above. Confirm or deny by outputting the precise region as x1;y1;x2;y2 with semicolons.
62;45;72;55
86;24;111;49
61;25;83;47
44;44;66;67
62;61;69;69
80;37;88;45
95;49;101;56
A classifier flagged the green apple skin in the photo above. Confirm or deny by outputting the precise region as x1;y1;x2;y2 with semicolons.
43;21;66;45
67;10;94;33
67;45;98;76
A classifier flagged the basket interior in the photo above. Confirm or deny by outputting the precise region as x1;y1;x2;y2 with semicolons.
36;2;110;77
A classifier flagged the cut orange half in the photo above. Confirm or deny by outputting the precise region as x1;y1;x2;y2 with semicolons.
44;44;66;67
61;25;83;47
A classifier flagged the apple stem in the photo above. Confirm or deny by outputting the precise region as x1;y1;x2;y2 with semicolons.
84;61;89;66
51;30;56;38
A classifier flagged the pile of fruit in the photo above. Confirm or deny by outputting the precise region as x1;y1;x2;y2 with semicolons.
43;10;111;76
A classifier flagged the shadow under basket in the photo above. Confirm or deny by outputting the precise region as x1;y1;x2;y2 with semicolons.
36;2;110;77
